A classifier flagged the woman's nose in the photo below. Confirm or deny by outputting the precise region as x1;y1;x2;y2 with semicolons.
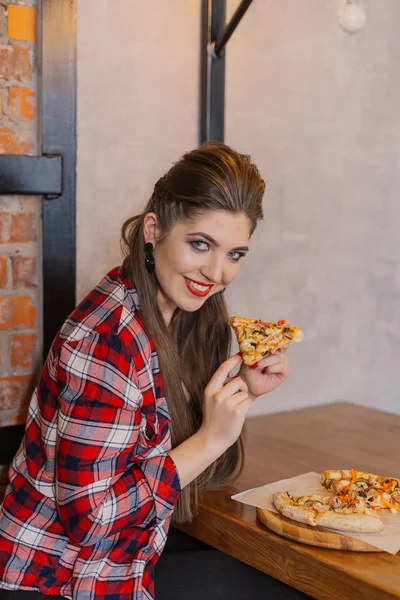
200;256;224;284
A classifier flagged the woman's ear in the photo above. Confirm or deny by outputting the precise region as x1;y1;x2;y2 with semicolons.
143;213;158;245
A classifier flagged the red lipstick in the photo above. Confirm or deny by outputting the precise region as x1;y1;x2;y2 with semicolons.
184;277;213;298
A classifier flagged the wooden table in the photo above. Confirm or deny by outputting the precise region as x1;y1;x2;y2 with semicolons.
176;403;400;600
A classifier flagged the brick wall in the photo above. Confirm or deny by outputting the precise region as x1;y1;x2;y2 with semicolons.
0;0;41;432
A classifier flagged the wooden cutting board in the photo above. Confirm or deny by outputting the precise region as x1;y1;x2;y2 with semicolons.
257;508;383;552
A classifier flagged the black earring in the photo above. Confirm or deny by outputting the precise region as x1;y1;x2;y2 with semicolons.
144;242;155;274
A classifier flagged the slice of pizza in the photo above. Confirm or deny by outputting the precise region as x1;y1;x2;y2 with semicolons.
320;468;400;513
272;491;384;533
230;316;304;366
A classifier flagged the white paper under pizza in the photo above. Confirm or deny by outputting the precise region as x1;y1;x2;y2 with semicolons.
231;471;400;554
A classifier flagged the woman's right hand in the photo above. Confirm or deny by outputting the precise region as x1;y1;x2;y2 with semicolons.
169;355;251;489
199;354;252;452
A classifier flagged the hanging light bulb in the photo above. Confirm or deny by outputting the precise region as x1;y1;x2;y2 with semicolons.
338;0;367;33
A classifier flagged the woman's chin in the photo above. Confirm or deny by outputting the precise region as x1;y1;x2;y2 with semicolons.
176;300;206;312
175;293;210;312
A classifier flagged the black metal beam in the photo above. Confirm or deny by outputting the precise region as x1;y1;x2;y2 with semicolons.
213;0;254;58
200;0;254;144
41;0;77;358
200;0;210;144
0;155;62;195
200;0;226;143
209;1;226;142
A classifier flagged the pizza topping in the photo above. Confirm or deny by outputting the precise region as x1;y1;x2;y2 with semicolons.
286;492;378;515
304;500;324;508
350;467;357;484
391;490;400;503
336;480;351;494
331;496;342;509
320;468;400;515
272;491;385;531
380;496;400;511
230;316;304;366
352;478;369;489
382;479;399;490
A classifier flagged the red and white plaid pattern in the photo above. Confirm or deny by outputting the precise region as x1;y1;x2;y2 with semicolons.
0;261;181;599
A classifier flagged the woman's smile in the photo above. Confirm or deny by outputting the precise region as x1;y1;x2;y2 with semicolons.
184;277;214;297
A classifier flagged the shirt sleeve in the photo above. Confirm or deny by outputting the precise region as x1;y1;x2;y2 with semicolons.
51;332;181;547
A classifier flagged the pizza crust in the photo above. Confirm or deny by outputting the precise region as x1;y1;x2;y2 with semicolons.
314;511;384;533
272;492;317;527
272;492;385;533
230;316;304;366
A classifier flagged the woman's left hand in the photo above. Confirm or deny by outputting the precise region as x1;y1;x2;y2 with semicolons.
238;348;290;400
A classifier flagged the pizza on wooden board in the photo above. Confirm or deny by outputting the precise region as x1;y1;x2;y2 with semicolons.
272;491;384;533
272;468;400;533
229;316;304;366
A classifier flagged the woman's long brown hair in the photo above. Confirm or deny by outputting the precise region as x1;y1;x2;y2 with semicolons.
121;141;265;522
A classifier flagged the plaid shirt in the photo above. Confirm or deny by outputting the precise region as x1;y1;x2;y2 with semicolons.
0;261;181;600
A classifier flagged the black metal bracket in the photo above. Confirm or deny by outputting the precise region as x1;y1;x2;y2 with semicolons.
0;154;62;197
200;0;254;143
41;0;77;357
0;1;76;359
0;0;76;444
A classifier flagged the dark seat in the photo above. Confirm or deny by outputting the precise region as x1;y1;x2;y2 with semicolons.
155;528;313;600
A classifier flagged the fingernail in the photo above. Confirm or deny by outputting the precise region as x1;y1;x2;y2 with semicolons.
236;352;242;356
250;363;258;369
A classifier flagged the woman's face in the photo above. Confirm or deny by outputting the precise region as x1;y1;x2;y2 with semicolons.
144;210;252;323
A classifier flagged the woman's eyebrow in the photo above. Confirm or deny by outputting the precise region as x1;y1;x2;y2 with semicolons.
187;232;249;252
188;232;220;246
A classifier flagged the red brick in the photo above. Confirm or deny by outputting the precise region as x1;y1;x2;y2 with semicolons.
10;334;37;369
9;86;35;120
0;374;33;410
9;212;35;242
0;7;5;37
20;196;38;211
0;411;28;428
0;296;36;329
0;127;31;154
0;46;31;80
12;256;37;288
0;257;7;288
8;6;37;43
0;213;12;243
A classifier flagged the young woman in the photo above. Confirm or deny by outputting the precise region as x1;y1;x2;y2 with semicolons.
0;142;295;600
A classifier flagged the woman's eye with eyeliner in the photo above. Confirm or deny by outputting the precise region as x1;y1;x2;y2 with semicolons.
190;240;209;252
228;251;245;261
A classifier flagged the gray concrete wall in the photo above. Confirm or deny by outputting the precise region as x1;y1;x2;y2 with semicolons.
225;0;400;415
76;0;200;300
77;0;400;415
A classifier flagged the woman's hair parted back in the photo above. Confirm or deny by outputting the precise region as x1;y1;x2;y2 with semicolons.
121;141;265;522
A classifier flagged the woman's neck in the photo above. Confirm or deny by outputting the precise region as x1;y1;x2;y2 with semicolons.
157;288;176;327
